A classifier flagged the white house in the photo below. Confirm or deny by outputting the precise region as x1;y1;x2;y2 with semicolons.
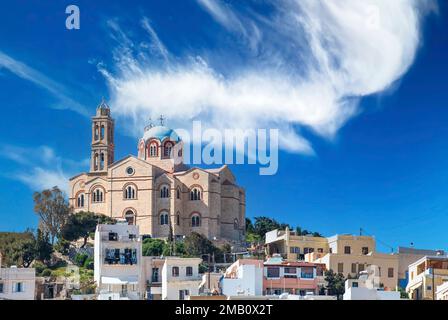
0;252;36;300
161;257;202;300
221;259;263;297
343;267;401;300
94;220;144;300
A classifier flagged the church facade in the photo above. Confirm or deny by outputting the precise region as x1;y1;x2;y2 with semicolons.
69;101;246;245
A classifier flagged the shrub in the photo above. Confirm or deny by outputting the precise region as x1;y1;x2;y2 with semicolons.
84;257;94;270
34;261;46;275
74;253;89;267
41;269;52;277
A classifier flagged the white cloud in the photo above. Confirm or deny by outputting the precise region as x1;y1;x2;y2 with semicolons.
101;0;436;153
0;144;89;194
0;50;89;116
15;167;69;194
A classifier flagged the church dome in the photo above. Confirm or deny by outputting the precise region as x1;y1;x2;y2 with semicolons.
143;125;181;143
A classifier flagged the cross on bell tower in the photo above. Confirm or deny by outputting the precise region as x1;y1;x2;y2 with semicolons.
159;115;165;126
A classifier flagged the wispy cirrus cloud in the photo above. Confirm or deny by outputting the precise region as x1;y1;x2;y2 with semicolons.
0;144;89;194
100;0;436;154
0;50;89;116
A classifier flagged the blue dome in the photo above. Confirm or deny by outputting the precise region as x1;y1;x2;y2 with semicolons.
143;125;180;143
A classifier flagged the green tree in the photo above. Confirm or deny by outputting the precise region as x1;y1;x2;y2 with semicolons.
142;238;167;256
324;269;345;299
0;231;36;267
60;211;96;248
34;229;53;263
33;187;71;244
253;217;282;239
184;232;214;256
61;211;113;248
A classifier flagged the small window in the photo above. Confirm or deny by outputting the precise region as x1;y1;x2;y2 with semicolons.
190;188;201;201
338;263;344;273
351;263;357;274
124;185;136;199
191;215;201;227
77;194;85;208
362;247;369;255
176;188;181;199
233;218;238;230
352;282;359;288
344;246;351;254
164;142;173;158
149;142;158;157
126;167;135;176
388;267;394;278
172;266;179;277
92;188;104;203
359;264;365;272
176;214;180;226
186;266;193;277
15;282;23;293
267;267;280;278
160;212;169;225
317;248;323;253
124;210;135;225
290;247;300;254
160;186;170;198
0;282;4;293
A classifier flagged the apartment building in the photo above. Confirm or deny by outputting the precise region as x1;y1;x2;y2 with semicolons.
263;256;326;296
396;247;444;289
406;255;448;300
265;228;329;260
265;229;399;290
221;259;264;296
94;221;144;300
161;257;202;300
343;267;400;300
0;253;36;300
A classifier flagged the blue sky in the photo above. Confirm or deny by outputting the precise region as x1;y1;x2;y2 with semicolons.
0;0;447;253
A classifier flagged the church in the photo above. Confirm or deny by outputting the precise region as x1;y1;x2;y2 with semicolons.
69;100;246;245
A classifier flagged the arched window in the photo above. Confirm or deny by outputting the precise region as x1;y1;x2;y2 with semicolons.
77;194;85;208
92;188;104;203
176;213;180;226
160;212;169;225
100;153;105;170
124;210;135;225
124;185;136;199
191;214;201;228
94;153;99;170
172;266;179;277
100;125;105;140
160;185;170;198
164;142;173;158
176;188;181;199
190;188;201;201
149;142;158;157
94;125;99;140
234;218;239;230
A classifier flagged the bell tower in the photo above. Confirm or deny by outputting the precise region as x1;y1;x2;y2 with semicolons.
90;99;114;173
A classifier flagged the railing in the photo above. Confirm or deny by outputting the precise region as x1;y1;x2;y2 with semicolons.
101;234;140;242
104;257;138;265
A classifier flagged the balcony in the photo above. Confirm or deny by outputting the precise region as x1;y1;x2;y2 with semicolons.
101;233;140;242
104;256;138;266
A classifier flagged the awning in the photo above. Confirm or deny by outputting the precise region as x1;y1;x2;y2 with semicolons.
101;276;139;285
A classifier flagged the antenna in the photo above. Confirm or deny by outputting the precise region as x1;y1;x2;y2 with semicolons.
159;115;165;126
